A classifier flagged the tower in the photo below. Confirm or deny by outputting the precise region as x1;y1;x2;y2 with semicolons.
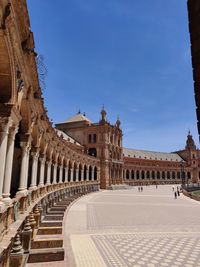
185;131;199;183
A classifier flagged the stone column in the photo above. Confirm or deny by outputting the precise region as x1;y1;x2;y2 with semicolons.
53;163;57;184
70;168;73;182
81;169;84;181
29;150;39;190
91;167;94;181
46;161;52;185
64;166;68;182
0;124;9;211
76;168;79;182
86;169;89;181
39;157;45;187
17;142;30;195
97;169;100;181
59;165;63;183
2;127;18;205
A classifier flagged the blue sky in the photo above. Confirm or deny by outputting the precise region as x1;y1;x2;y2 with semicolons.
27;0;198;152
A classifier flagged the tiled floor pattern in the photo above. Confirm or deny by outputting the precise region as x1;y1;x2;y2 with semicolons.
92;233;200;267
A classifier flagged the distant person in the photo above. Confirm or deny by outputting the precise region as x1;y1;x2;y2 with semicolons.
174;191;177;199
177;190;180;197
156;185;158;189
172;186;174;191
138;187;140;192
141;186;143;192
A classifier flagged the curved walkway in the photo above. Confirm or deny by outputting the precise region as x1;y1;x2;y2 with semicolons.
64;185;200;267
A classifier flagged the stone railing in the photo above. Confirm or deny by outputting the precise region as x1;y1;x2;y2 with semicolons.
182;189;200;201
0;181;99;266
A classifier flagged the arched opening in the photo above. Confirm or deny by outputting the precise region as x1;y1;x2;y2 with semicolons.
10;132;21;198
131;170;134;179
68;161;72;182
126;170;129;179
167;171;170;179
152;171;155;179
157;171;160;179
147;171;150;179
162;171;165;179
141;170;145;179
51;164;54;183
136;170;140;180
94;166;97;180
44;162;48;184
89;166;92;180
84;165;87;180
79;164;82;181
73;163;77;181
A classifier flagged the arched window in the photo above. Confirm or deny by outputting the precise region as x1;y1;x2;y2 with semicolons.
157;171;160;179
147;171;150;179
172;171;176;179
177;172;180;179
131;170;134;179
162;171;165;179
136;170;140;179
141;170;145;179
167;171;170;179
152;171;155;179
88;148;97;157
126;170;130;179
94;166;97;180
84;165;87;180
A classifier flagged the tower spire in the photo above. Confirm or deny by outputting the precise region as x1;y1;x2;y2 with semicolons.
116;115;121;128
100;105;107;124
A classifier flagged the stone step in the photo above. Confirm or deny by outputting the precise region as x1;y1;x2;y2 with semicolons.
27;247;64;263
51;206;66;211
47;210;65;215
40;221;62;227
31;236;63;249
43;215;64;221
37;226;62;235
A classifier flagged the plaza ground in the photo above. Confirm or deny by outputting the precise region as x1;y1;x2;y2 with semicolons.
31;185;200;267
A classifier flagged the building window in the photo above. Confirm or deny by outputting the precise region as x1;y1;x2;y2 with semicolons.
88;148;97;157
88;134;92;143
93;134;97;143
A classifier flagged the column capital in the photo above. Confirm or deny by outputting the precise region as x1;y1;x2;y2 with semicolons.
39;156;46;164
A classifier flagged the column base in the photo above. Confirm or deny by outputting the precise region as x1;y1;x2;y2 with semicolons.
2;196;12;207
29;186;37;191
16;189;28;197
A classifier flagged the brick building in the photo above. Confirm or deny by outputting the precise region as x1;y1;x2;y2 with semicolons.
56;110;200;187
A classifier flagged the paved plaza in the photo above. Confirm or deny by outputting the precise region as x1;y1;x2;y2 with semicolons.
29;185;200;266
64;185;200;267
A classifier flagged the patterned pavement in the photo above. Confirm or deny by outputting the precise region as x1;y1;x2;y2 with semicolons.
63;185;200;266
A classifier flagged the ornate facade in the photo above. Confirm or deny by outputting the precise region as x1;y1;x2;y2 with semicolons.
56;112;200;186
0;0;199;265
